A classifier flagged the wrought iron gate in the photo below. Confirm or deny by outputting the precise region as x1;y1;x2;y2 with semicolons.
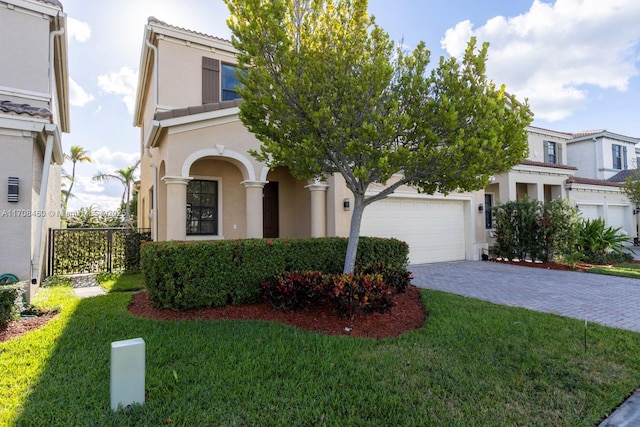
47;228;151;276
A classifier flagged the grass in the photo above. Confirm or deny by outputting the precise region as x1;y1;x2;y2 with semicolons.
1;286;639;426
96;271;145;293
587;262;640;279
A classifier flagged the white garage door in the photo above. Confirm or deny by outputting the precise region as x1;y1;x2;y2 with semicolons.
577;204;600;221
607;206;627;233
361;198;466;264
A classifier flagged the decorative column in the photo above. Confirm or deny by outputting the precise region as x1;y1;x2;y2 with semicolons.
499;176;516;202
162;176;192;240
242;180;267;238
306;181;329;237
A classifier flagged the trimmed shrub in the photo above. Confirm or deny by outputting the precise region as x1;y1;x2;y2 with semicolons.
0;285;20;328
141;237;408;310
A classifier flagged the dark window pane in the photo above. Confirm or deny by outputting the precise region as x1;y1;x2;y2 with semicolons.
222;63;242;101
186;180;218;235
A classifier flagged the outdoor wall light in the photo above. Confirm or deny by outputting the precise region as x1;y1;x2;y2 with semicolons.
8;177;18;203
478;203;484;213
343;198;350;211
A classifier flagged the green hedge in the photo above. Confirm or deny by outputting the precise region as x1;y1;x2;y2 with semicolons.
141;237;408;310
0;283;23;327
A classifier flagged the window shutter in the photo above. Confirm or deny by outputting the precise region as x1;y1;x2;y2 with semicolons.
202;57;220;104
557;144;563;165
543;141;549;163
623;146;628;170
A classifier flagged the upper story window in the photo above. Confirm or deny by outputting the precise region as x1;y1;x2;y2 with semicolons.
202;57;243;104
612;144;627;170
222;64;242;101
543;140;562;165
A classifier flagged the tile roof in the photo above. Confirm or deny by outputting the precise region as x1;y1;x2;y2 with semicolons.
36;0;63;9
572;130;606;137
0;100;53;119
147;16;231;44
154;99;242;121
565;176;621;187
608;170;640;182
520;159;578;170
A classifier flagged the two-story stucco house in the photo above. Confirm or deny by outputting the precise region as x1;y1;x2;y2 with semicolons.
133;17;487;265
0;0;68;295
134;17;640;264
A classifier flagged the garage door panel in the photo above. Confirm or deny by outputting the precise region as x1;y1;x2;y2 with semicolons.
361;198;466;264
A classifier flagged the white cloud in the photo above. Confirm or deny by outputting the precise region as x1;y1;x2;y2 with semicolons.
97;67;139;115
67;17;91;43
441;0;640;121
91;147;140;174
69;77;95;107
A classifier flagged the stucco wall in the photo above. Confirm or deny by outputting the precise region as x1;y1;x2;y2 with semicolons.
526;129;569;165
0;133;35;280
156;37;237;109
0;3;51;103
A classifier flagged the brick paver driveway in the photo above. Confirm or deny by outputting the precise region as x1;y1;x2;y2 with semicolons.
410;261;640;332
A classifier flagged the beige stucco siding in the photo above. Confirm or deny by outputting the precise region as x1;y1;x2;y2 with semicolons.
0;4;51;102
156;37;238;109
0;133;35;279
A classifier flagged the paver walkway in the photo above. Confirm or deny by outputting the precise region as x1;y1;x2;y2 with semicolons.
410;261;640;332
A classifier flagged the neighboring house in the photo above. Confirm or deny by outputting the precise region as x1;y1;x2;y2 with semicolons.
133;17;484;265
564;130;640;235
133;17;639;264
0;0;68;296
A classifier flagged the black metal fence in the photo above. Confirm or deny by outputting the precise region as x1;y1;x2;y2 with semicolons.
47;228;151;276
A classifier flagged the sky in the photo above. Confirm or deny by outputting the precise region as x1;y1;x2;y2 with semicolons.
59;0;640;212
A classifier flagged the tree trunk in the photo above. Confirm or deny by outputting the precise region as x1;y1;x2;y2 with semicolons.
343;193;366;274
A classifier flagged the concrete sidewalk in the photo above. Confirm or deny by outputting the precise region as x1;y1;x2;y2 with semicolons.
70;273;106;299
410;260;640;427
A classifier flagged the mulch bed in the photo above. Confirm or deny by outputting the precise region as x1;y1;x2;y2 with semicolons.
1;286;427;342
127;285;427;339
0;313;58;343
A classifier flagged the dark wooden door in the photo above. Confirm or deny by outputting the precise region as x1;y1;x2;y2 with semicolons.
263;182;279;238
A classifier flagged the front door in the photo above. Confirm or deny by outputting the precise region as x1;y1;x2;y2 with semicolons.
263;182;279;238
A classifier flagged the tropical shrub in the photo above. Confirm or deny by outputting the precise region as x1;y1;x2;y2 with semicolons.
326;273;394;318
576;218;632;263
492;197;580;262
261;271;326;311
355;263;412;293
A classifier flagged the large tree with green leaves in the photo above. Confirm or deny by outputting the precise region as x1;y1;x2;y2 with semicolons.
225;0;532;273
92;160;140;227
63;145;92;215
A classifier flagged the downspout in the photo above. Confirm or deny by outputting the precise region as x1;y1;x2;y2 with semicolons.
145;38;158;108
31;24;65;286
31;125;57;285
145;38;159;241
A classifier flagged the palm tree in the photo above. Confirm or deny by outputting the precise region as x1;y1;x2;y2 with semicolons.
63;145;92;214
92;160;140;227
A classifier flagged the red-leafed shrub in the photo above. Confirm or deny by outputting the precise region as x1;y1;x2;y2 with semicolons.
326;273;394;318
355;263;413;293
261;271;326;311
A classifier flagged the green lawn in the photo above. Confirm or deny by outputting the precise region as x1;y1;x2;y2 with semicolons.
1;285;639;426
96;271;145;293
587;262;640;279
